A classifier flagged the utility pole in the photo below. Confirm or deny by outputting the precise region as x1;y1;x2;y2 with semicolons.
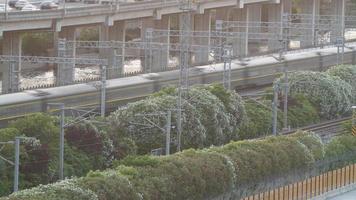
144;28;153;73
281;39;289;132
47;103;65;180
352;106;356;136
100;65;107;117
177;0;194;152
132;111;172;155
336;37;345;66
0;137;36;193
165;110;171;155
222;46;233;90
282;61;289;131
13;137;20;192
272;83;279;136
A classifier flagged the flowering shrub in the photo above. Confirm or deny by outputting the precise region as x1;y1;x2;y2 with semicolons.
109;85;246;154
3;179;98;200
326;65;356;103
274;71;353;119
3;131;333;200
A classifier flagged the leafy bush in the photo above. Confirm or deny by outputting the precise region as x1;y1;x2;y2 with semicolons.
109;85;246;153
274;71;352;119
3;179;98;200
3;132;332;200
237;99;282;139
326;65;356;103
287;94;320;128
109;94;206;154
65;121;114;168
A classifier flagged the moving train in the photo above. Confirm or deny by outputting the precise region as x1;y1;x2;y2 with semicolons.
0;45;354;126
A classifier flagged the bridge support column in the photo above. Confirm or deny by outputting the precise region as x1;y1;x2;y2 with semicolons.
0;31;22;93
231;8;248;58
246;4;262;56
330;0;345;43
193;10;211;65
300;0;320;47
141;16;170;73
55;27;77;86
100;21;126;79
266;0;292;52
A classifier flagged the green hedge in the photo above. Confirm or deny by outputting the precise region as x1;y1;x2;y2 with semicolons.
4;131;340;200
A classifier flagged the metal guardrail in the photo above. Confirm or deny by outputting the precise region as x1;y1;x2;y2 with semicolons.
0;0;182;21
0;0;253;22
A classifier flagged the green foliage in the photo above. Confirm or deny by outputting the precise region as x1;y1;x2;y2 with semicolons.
289;131;325;161
22;33;52;56
9;113;58;148
115;155;160;167
65;121;114;168
78;170;141;200
326;65;356;103
3;131;332;200
78;28;99;41
4;179;98;200
275;71;353;119
287;94;320;128
109;85;246;154
237;99;281;139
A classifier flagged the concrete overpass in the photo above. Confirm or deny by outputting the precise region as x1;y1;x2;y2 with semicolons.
0;0;347;94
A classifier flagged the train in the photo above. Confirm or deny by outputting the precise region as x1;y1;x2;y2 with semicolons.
0;44;355;126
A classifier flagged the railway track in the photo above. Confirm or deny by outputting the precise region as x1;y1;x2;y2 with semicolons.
283;117;351;142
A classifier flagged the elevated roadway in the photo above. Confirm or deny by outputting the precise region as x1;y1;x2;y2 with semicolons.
0;43;355;125
0;0;279;34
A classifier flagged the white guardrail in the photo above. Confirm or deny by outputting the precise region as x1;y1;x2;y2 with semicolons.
0;0;184;21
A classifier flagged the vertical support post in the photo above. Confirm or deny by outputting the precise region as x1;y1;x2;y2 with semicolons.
144;28;153;73
9;61;20;93
56;38;66;86
177;2;193;152
216;20;223;62
283;61;289;131
352;106;356;136
13;137;20;193
165;111;171;155
59;103;64;180
100;66;107;117
272;83;279;135
222;46;232;90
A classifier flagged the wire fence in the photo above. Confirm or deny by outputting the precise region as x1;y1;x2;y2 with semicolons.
234;151;356;200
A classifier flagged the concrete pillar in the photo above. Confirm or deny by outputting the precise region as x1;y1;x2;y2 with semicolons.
246;4;262;55
266;0;292;52
330;0;345;43
193;10;211;65
300;0;320;47
141;16;170;73
54;27;77;86
0;31;22;93
231;7;248;57
100;21;126;79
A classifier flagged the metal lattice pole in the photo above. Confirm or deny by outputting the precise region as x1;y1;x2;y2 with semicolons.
165;110;171;155
352;106;356;136
177;0;194;152
13;137;20;192
272;83;279;136
144;28;153;73
47;103;65;180
222;46;233;90
100;66;107;117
